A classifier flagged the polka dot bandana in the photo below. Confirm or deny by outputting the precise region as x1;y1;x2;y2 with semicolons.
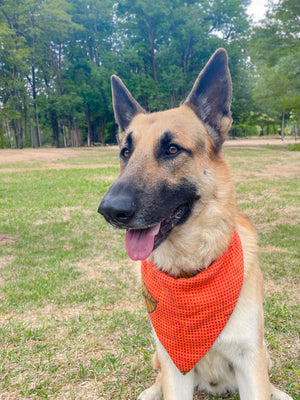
141;231;244;374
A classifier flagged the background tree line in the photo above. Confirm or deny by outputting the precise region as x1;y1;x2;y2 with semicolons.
0;0;299;148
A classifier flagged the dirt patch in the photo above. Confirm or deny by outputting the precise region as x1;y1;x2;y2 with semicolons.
0;304;97;325
0;148;90;164
224;136;297;147
76;256;137;276
33;206;94;226
0;299;141;325
264;281;286;295
265;162;300;178
0;147;119;174
0;234;18;244
259;246;288;254
0;255;14;268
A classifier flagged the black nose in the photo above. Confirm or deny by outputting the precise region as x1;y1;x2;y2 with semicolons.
98;193;136;225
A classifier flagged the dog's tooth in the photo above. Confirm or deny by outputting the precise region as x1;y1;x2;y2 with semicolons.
174;205;186;219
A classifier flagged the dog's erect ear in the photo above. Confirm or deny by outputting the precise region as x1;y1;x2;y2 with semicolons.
111;75;145;133
184;48;232;152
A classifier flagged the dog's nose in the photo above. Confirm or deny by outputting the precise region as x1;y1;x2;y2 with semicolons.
98;194;136;225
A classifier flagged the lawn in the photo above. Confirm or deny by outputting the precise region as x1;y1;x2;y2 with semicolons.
0;144;299;399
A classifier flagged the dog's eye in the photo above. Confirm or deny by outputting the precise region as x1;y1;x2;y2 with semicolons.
167;145;180;156
121;147;130;159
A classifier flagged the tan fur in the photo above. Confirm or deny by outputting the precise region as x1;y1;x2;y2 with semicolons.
101;50;293;400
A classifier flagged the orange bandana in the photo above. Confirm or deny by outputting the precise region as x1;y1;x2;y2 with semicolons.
141;231;244;374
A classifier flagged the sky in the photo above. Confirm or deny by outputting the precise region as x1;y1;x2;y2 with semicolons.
247;0;269;23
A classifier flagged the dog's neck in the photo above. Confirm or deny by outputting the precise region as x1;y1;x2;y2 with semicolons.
150;226;235;277
150;205;237;277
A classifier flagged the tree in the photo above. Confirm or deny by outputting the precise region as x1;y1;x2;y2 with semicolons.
0;0;82;147
0;3;31;148
65;0;116;145
116;0;252;118
0;0;255;147
250;0;300;137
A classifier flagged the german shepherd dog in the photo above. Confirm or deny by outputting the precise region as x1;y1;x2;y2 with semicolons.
98;49;293;400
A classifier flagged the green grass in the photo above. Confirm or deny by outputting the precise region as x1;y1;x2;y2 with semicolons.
287;143;300;151
0;146;299;399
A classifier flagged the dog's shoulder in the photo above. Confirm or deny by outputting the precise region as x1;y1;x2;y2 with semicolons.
236;212;264;306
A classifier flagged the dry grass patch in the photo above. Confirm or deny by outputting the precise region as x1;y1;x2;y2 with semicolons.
0;147;117;165
266;162;300;178
0;235;19;244
259;246;288;254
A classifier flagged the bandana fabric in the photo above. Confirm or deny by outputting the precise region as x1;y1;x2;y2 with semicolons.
141;231;244;374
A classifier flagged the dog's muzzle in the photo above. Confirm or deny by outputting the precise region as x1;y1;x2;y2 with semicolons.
98;178;199;260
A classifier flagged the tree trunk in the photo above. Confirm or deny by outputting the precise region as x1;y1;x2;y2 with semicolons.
281;113;285;140
28;117;35;147
24;109;28;147
31;66;41;147
183;40;192;74
57;43;62;95
88;36;94;62
147;25;157;82
51;112;60;147
12;120;19;148
5;120;14;148
85;104;92;146
34;102;41;147
170;89;176;108
98;118;106;145
20;126;24;149
70;126;81;147
62;125;67;147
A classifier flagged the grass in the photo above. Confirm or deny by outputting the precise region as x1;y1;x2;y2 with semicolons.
0;145;299;399
287;143;300;152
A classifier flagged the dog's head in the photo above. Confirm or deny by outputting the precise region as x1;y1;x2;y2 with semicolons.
98;49;233;261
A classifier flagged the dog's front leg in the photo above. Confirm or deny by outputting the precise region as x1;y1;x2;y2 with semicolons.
235;345;272;400
156;340;194;400
138;372;162;400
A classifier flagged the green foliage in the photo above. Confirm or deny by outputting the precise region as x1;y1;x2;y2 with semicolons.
287;143;300;151
115;0;251;112
0;0;253;148
250;0;300;126
1;0;299;147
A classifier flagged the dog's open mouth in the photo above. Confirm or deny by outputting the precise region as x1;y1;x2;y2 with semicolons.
125;203;190;261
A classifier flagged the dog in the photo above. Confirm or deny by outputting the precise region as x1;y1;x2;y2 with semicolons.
98;49;293;400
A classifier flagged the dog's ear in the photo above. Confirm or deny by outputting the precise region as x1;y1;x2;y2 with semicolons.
184;48;232;152
111;75;145;134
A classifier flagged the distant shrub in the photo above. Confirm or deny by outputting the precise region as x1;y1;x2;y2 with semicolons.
287;143;300;151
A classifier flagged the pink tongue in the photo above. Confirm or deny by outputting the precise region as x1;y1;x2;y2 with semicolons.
125;223;161;261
